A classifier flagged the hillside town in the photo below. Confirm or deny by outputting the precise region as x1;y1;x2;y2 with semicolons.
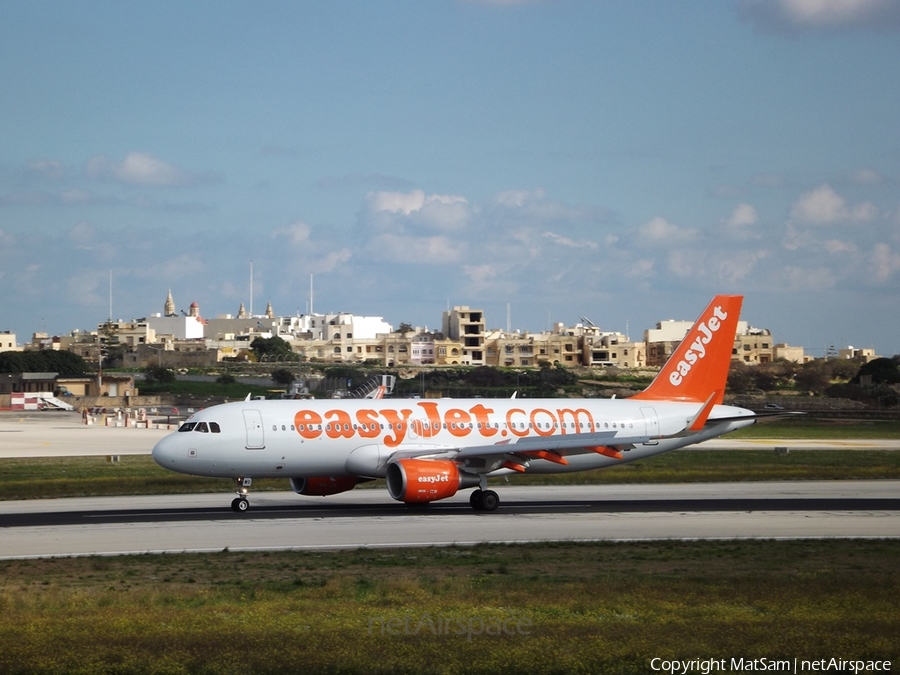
1;291;886;409
1;290;879;372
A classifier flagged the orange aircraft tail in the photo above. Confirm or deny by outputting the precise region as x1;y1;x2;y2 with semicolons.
632;295;743;404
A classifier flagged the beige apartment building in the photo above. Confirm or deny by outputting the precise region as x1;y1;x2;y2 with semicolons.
733;328;775;364
442;306;486;365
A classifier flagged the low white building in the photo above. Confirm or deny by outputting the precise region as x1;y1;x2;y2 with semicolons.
0;331;18;352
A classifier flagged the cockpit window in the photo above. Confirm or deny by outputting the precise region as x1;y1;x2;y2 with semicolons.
181;421;221;433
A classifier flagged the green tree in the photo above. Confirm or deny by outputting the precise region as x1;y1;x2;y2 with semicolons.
794;361;831;394
98;321;127;368
271;368;295;386
250;336;293;360
396;322;414;335
0;350;88;376
851;357;900;385
144;365;176;384
727;361;755;394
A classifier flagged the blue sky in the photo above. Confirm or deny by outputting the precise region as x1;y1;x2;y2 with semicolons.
1;0;899;357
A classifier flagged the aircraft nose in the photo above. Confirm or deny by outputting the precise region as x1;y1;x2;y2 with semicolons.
152;433;180;469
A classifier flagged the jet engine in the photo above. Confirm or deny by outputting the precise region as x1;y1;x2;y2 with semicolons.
386;458;479;504
289;476;361;496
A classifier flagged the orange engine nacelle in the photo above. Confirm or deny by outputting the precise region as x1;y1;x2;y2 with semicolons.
386;459;479;504
289;476;360;497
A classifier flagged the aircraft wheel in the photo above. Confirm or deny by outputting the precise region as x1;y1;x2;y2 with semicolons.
469;490;484;511
479;490;499;512
232;497;249;512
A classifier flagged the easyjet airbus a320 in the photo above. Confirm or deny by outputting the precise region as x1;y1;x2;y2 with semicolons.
153;295;759;512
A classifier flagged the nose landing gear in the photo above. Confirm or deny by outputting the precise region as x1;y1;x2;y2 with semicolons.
231;477;252;512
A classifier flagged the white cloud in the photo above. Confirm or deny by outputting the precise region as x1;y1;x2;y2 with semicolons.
463;264;499;285
849;168;885;185
782;265;836;290
272;221;312;245
27;159;66;180
723;204;761;241
493;188;545;208
367;233;464;265
665;248;767;283
315;248;353;273
542;231;599;250
84;152;205;187
725;203;758;228
367;189;426;215
824;238;856;254
789;184;877;225
416;196;470;232
716;250;770;283
782;223;812;250
738;0;900;32
636;217;697;246
269;220;353;274
626;259;655;279
667;249;701;279
366;189;470;232
871;243;900;282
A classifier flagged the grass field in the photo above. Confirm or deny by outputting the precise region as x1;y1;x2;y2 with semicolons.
731;418;900;439
0;540;896;674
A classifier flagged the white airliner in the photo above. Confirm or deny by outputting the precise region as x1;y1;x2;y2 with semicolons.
152;295;758;512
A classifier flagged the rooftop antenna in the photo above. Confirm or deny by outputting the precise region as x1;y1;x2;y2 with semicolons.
310;273;314;316
108;269;113;321
249;260;253;317
507;302;511;334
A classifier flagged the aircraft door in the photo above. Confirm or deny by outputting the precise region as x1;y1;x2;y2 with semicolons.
640;407;660;442
243;409;265;449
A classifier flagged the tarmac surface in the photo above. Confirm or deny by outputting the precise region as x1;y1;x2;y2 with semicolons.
1;482;898;559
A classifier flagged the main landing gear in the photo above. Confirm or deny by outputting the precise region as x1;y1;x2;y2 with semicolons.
469;489;500;512
231;477;252;512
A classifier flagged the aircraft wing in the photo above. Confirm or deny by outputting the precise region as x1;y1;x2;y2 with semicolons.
456;430;649;457
453;430;652;466
703;409;804;426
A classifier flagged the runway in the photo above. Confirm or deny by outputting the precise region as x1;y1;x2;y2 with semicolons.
1;482;898;559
